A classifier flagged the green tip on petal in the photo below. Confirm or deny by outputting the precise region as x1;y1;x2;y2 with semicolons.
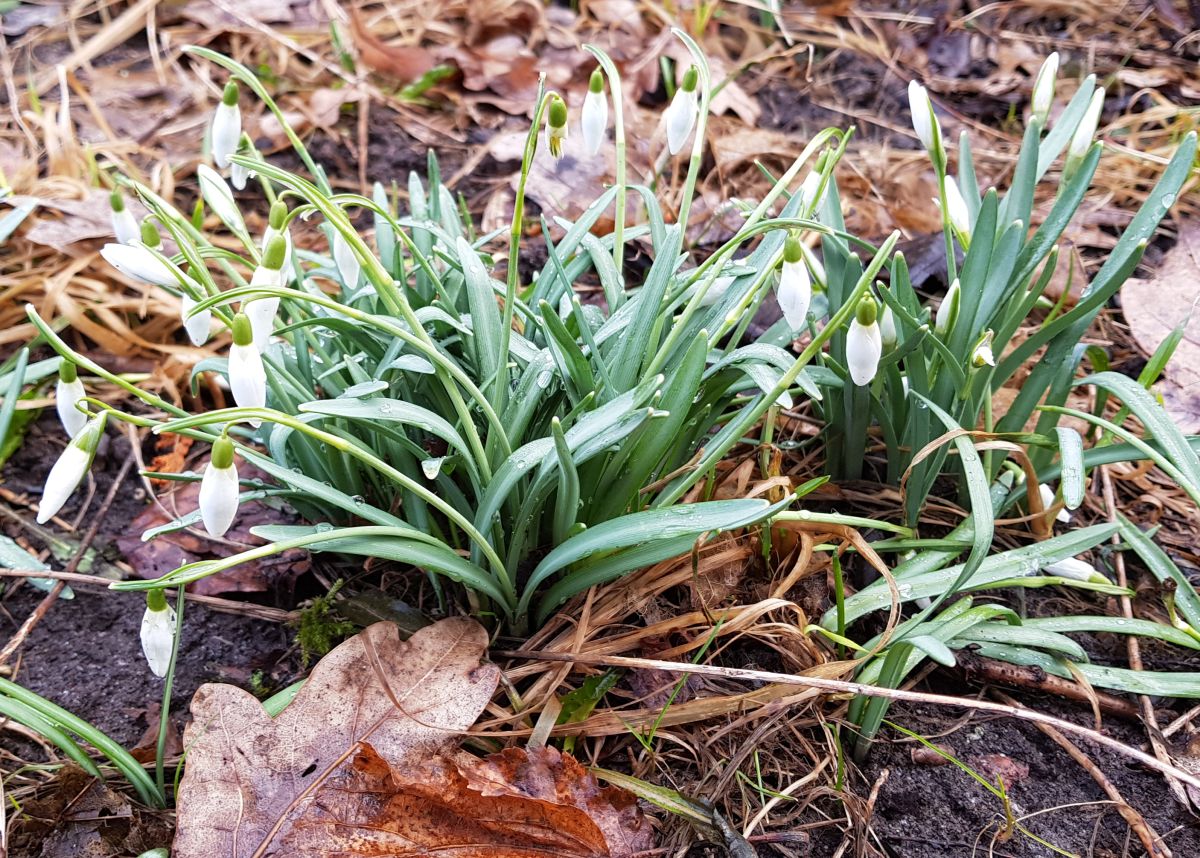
588;68;604;93
146;588;168;612
784;233;804;264
269;200;287;230
211;434;235;469
58;360;78;383
263;235;287;269
231;312;254;346
548;96;568;129
681;66;698;93
221;81;239;106
139;219;161;248
109;189;125;212
74;412;108;453
855;296;878;326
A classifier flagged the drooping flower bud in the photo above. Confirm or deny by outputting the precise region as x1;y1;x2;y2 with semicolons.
1041;556;1108;584
879;304;897;350
546;94;568;159
1039;483;1072;523
935;278;960;337
908;80;944;169
55;361;87;439
332;230;360;288
230;133;255;191
1065;88;1105;180
100;220;177;287
942;178;971;245
196;164;246;235
581;69;608;156
228;313;266;425
180;292;211;347
971;329;995;368
140;589;176;678
665;66;699;155
778;233;812;331
109;189;138;245
198;434;239;538
37;411;106;524
211;81;241;169
1031;52;1059;126
846;297;882;386
799;167;827;216
245;235;288;351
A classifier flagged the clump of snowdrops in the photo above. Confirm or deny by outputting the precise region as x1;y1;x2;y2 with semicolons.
28;36;1200;773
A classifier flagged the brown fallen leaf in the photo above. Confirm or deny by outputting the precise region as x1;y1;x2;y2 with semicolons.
286;743;652;856
174;620;651;856
1122;222;1200;432
174;619;498;857
349;6;435;82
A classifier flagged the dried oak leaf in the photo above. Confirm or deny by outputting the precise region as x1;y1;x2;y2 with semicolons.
173;619;501;857
1122;222;1200;432
286;744;652;856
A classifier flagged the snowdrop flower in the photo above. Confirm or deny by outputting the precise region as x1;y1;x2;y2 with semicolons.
666;66;699;155
230;134;255;191
1039;483;1071;523
263;200;294;280
210;81;241;169
581;68;608;156
198;434;239;538
109;190;138;245
196;164;246;235
332;230;360;288
942;178;971;245
778;233;812;331
908;80;943;167
37;412;106;524
799;168;826;216
935;279;960;337
971;329;995;368
180;293;211;347
1031;52;1059;126
545;94;568;159
846;296;883;386
55;361;87;439
140;590;176;678
879;304;897;350
1065;87;1105;179
228;313;266;426
100;220;176;286
1042;556;1109;584
245;235;288;351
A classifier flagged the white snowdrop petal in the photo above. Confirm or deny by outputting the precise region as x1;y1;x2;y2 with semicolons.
198;462;240;538
140;605;176;678
101;243;177;287
211;102;241;169
36;445;90;524
665;89;697;155
908;80;935;152
846;319;882;386
229;342;266;423
332;232;361;287
581;89;608;156
1041;557;1099;582
180;294;211;347
196;164;245;234
111;208;139;245
55;377;87;439
944;179;971;238
778;259;812;331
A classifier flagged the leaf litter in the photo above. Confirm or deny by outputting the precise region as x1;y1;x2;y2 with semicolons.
173;618;652;857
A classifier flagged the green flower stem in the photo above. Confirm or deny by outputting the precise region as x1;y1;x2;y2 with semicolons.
155;585;185;796
774;510;914;537
671;29;713;242
153;407;513;599
499;85;554;420
584;45;628;281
